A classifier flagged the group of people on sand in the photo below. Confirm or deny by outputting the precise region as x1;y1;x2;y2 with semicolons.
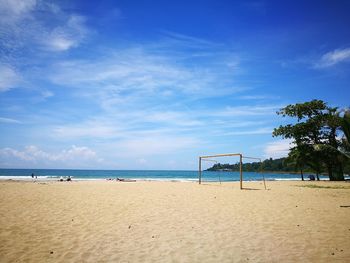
31;173;72;181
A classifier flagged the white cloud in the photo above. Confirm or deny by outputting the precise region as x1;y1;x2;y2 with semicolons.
0;117;22;124
44;15;88;51
0;65;20;91
263;139;293;159
0;0;36;21
0;1;89;53
41;90;54;99
0;145;102;168
314;47;350;68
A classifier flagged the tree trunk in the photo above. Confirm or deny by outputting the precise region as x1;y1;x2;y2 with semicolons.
300;169;304;181
327;161;344;181
332;163;344;181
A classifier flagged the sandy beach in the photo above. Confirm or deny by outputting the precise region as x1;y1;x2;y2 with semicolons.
0;180;349;262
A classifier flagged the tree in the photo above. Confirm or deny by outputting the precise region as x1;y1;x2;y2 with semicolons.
285;146;308;180
340;109;350;156
273;100;345;181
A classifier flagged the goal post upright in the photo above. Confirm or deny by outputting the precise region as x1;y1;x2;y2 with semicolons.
239;154;243;189
199;157;202;184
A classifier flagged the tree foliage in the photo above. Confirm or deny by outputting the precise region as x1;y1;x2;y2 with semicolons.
273;100;348;181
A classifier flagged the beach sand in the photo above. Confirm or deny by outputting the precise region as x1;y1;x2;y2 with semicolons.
0;180;349;262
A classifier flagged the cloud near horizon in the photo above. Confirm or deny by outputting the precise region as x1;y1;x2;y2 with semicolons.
0;145;102;168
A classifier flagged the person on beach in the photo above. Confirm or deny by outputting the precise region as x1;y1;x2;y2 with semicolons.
59;176;64;182
308;174;315;181
67;176;72;181
31;173;34;178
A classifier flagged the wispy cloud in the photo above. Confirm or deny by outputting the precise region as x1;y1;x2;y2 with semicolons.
314;47;350;68
0;0;36;22
0;0;89;55
0;117;22;124
115;135;199;157
160;30;221;49
239;95;280;100
48;47;241;99
0;64;20;92
223;127;273;136
210;105;282;117
0;0;90;98
44;15;88;51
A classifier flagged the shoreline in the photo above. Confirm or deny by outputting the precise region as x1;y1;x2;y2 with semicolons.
0;176;336;182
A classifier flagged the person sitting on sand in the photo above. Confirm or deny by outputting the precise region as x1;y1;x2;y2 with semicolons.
67;176;72;182
59;176;64;182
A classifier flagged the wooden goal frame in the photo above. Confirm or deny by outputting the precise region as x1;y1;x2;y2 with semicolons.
198;153;266;190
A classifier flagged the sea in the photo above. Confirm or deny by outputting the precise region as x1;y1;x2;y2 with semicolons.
0;168;337;182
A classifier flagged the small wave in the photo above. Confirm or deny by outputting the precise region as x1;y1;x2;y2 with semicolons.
129;177;198;182
272;178;302;181
0;175;54;180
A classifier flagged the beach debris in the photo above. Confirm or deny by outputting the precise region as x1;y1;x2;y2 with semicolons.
152;236;154;238
50;251;54;254
128;225;131;229
339;205;350;208
331;252;335;255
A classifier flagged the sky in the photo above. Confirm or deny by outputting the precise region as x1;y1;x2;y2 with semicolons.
1;0;350;170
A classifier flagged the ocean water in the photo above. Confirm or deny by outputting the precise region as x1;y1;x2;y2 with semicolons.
0;168;331;181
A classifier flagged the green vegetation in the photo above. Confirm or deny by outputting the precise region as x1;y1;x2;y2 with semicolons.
207;157;302;173
206;157;350;174
273;100;350;181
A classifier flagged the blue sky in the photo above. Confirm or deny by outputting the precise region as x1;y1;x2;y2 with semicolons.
1;0;350;169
